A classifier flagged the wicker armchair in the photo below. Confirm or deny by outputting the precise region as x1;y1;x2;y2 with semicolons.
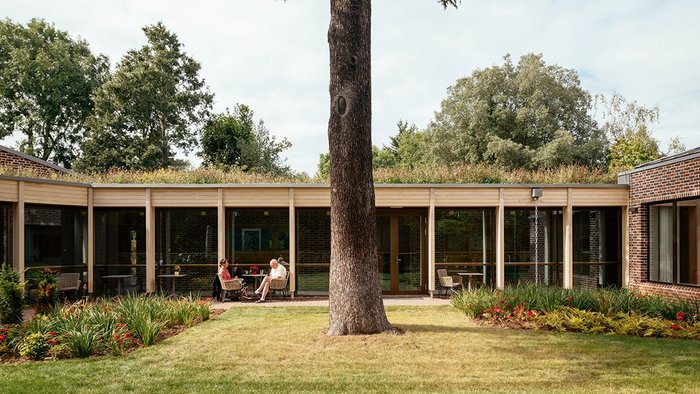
218;273;243;302
437;269;462;298
269;272;290;299
57;273;82;300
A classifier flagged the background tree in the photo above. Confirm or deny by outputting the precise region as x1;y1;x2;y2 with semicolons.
0;18;108;168
425;53;607;170
200;104;292;175
76;22;213;172
595;92;662;170
199;105;255;168
325;0;458;336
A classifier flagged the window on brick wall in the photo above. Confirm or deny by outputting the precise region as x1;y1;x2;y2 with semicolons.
649;198;700;286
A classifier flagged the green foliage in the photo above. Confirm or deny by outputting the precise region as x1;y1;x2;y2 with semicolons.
608;129;661;171
0;18;109;168
426;53;607;170
27;268;58;313
452;284;700;320
595;92;663;171
77;22;213;172
200;105;291;175
0;263;24;324
18;332;51;359
62;328;100;358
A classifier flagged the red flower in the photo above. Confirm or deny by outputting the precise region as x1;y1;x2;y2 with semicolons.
48;331;57;337
124;333;133;339
671;324;681;330
0;334;5;342
676;312;687;321
48;339;57;346
114;334;120;340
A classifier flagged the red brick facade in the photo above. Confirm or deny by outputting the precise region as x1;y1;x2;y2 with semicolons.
0;145;68;177
627;154;700;300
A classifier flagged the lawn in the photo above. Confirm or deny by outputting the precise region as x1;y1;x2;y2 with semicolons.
1;305;698;393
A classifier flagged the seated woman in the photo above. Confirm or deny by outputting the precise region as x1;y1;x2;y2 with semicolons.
254;258;287;303
218;258;250;300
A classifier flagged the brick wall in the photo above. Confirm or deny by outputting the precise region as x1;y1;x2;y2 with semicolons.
0;148;66;177
628;156;700;300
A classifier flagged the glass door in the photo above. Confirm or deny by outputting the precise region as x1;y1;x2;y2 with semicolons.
376;210;426;294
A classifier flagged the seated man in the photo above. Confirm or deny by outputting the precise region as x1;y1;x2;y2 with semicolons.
254;258;287;303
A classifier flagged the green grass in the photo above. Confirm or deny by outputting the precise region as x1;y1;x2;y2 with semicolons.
1;306;699;393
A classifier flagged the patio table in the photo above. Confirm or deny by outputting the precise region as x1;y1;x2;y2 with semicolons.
242;273;267;291
456;272;484;291
101;274;132;295
158;274;189;296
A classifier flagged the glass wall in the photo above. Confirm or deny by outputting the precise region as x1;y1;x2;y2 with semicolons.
296;208;330;294
572;208;621;289
24;205;87;276
504;208;563;286
156;208;217;294
94;209;146;295
1;203;12;267
435;209;496;288
650;199;700;286
227;208;289;268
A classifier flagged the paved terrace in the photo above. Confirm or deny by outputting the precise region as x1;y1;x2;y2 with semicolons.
212;296;451;310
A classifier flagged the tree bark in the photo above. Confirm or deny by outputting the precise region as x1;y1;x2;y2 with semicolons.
326;0;395;335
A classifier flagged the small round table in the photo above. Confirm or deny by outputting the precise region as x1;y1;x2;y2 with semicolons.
101;274;132;295
456;272;484;291
158;274;188;296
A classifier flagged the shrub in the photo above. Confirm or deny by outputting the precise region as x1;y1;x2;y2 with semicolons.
62;328;100;358
18;332;51;360
0;263;25;324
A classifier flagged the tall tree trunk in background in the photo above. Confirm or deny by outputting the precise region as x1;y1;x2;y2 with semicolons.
326;0;395;335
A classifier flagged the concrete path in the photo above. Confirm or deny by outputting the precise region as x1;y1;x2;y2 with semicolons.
212;296;451;310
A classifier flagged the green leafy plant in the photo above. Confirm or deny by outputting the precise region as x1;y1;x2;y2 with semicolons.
0;263;25;324
18;332;51;360
62;328;100;358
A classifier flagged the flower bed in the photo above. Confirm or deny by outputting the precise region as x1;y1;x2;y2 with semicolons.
0;294;212;362
452;285;700;339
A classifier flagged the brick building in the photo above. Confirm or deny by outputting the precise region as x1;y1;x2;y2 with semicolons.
620;147;700;300
0;144;70;177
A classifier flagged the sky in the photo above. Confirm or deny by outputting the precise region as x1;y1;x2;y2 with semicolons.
1;0;699;175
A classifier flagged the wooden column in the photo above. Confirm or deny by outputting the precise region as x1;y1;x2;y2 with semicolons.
288;188;296;299
563;188;573;289
496;188;505;289
87;188;94;294
145;189;156;293
217;188;225;261
621;205;630;287
428;188;436;297
14;182;25;282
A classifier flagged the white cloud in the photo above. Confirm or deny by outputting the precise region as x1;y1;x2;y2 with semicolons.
1;0;698;172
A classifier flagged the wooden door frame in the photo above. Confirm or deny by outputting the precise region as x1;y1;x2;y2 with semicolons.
377;208;428;295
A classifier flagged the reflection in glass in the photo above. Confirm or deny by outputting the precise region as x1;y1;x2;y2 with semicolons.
94;209;146;294
435;209;495;288
296;209;330;294
504;208;563;286
572;208;621;289
24;205;87;290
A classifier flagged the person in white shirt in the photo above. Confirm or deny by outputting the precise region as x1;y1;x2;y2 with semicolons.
254;259;287;303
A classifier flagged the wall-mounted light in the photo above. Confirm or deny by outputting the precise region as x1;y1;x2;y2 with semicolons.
264;211;269;216
531;187;543;201
630;206;640;214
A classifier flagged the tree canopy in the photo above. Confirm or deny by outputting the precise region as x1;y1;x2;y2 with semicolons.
200;104;291;175
76;22;213;172
426;53;607;170
0;18;108;168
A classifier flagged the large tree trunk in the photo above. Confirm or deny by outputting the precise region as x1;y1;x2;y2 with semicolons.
326;0;395;336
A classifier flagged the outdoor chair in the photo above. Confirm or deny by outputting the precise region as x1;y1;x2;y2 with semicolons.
57;273;82;300
436;269;462;298
269;272;290;299
218;273;243;302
